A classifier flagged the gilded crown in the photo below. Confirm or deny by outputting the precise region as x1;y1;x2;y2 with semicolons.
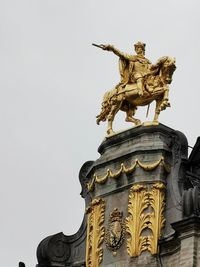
109;208;123;222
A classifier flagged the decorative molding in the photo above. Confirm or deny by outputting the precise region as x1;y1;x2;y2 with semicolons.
86;198;105;267
105;208;125;256
125;182;166;257
126;184;150;257
148;182;166;255
87;157;170;192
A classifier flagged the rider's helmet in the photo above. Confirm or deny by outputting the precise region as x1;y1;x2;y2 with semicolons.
134;41;146;51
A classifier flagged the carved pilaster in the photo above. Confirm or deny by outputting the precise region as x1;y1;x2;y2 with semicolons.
148;182;166;255
86;198;105;267
126;184;150;257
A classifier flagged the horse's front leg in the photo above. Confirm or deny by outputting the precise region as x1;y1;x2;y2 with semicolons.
107;98;122;135
160;86;170;110
153;99;162;123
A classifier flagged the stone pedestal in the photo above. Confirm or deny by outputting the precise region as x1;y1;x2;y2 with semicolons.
84;124;187;267
36;124;200;267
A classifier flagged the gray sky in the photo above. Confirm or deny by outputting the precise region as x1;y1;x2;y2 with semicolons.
0;0;200;266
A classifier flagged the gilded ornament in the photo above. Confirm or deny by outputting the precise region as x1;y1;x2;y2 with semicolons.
126;184;150;257
125;182;166;257
86;198;105;267
87;157;170;192
148;182;166;255
105;208;125;255
93;42;176;135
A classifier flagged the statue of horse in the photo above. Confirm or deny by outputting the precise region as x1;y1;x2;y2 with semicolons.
96;56;176;135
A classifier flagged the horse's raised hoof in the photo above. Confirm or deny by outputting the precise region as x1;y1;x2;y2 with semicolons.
160;100;170;110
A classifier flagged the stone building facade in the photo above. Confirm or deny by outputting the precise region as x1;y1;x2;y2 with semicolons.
35;124;200;267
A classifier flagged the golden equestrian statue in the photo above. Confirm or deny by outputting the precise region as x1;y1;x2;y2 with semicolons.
93;42;176;135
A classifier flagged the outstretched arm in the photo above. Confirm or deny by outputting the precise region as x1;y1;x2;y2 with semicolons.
105;45;133;61
92;43;132;60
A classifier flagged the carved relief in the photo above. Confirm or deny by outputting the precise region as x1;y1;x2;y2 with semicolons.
148;182;166;255
126;184;150;257
126;182;166;257
105;208;125;255
86;198;105;267
87;157;170;192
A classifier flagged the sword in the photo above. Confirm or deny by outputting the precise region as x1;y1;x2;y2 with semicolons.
92;43;106;50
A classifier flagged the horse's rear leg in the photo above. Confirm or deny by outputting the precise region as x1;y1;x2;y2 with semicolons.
125;107;141;125
107;102;121;135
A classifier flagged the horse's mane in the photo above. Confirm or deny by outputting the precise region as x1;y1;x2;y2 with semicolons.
150;56;169;75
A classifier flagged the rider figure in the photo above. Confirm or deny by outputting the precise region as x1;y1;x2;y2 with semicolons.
103;42;151;96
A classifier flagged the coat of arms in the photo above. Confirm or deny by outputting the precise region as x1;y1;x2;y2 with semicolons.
105;208;125;255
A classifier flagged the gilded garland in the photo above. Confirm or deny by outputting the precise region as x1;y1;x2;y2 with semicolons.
87;157;170;192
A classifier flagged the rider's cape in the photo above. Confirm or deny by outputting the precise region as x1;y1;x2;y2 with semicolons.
118;58;130;85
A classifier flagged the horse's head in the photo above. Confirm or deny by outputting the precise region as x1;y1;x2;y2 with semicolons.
158;56;176;84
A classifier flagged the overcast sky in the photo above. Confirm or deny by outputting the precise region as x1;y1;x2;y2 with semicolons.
0;1;200;266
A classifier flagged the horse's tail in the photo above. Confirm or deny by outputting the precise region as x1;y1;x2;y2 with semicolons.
96;91;112;125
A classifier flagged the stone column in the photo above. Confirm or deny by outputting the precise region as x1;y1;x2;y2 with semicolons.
172;217;200;267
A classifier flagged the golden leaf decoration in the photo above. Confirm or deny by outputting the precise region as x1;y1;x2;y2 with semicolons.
86;198;105;267
148;182;166;255
126;184;150;257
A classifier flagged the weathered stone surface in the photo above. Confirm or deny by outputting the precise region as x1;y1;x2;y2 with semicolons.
36;220;86;267
36;124;200;267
